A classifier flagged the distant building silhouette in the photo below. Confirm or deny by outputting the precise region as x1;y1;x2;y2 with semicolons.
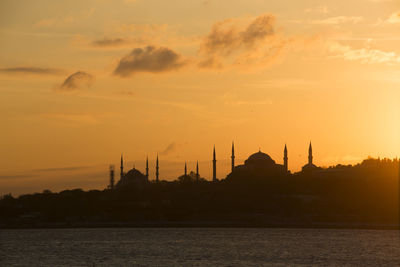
301;142;320;172
196;161;199;182
115;167;147;189
109;165;115;189
184;162;187;176
284;144;288;173
226;149;287;181
145;156;149;182
231;142;235;173
213;145;217;182
156;154;159;182
120;154;124;181
110;141;321;185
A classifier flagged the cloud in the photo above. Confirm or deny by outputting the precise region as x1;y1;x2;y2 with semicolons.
80;24;179;50
34;166;89;172
41;113;99;124
241;15;275;46
108;23;189;48
385;11;400;24
34;18;56;27
0;175;39;180
160;142;177;156
197;57;223;69
200;14;275;57
373;10;400;26
0;67;63;75
305;6;329;14
311;16;363;25
198;14;292;70
59;71;94;90
113;46;187;77
34;9;94;28
91;37;128;47
39;112;119;126
329;42;400;64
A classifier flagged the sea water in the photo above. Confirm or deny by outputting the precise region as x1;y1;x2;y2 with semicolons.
1;228;399;266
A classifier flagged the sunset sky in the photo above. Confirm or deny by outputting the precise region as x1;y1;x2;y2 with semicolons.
1;0;400;195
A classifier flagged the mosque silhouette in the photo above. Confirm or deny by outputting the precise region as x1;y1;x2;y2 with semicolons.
109;142;320;189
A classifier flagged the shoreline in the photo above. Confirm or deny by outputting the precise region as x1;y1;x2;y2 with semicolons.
1;221;398;230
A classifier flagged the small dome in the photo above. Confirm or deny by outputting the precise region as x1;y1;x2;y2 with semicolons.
245;150;276;166
302;163;319;172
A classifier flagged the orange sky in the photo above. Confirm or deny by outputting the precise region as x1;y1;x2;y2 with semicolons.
1;0;400;195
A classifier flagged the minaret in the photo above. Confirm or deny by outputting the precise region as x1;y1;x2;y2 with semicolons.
213;145;217;182
145;156;149;182
184;162;187;176
120;153;124;180
231;141;235;173
308;142;313;165
156;154;159;182
284;144;288;173
109;165;115;189
196;161;199;182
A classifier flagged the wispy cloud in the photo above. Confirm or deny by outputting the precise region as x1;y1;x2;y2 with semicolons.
80;24;187;49
199;15;274;58
0;67;64;75
59;71;94;90
368;0;392;2
305;6;329;14
329;42;400;64
198;14;290;69
373;10;400;26
34;166;89;172
34;8;95;28
0;174;39;180
160;142;178;156
41;113;100;124
310;16;363;25
385;11;400;24
91;37;128;47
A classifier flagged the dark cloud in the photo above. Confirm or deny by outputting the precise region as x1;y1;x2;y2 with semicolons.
197;57;223;69
199;14;277;68
201;19;238;56
241;15;275;46
160;142;177;156
113;46;187;77
59;71;94;90
0;67;63;75
92;37;127;47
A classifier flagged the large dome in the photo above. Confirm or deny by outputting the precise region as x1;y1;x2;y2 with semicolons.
116;168;147;188
244;150;276;166
124;168;145;178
